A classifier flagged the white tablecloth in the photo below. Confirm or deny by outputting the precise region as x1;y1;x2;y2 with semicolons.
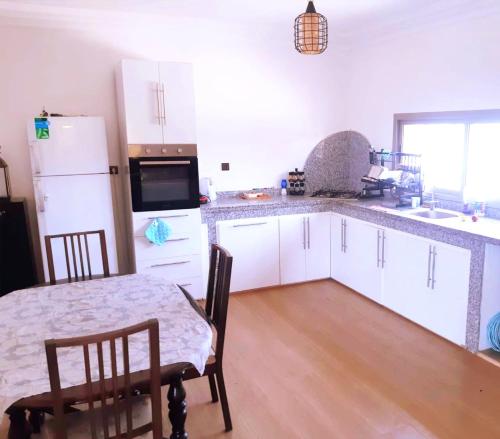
0;274;212;415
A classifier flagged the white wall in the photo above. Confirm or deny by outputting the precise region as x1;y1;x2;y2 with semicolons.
342;13;500;149
0;19;345;276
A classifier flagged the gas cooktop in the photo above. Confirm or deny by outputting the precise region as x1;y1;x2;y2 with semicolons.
310;190;359;199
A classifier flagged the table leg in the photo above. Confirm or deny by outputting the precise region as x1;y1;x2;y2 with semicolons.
7;407;32;439
28;409;44;433
168;373;188;439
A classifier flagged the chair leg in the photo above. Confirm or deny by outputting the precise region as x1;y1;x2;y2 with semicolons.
215;368;232;432
28;409;44;433
208;373;219;403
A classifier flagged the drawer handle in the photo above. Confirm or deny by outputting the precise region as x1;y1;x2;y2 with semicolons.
232;222;267;228
147;214;189;220
150;260;190;268
166;237;189;242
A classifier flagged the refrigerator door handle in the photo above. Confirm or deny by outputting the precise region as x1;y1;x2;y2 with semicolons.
30;142;41;175
35;182;46;213
161;83;167;124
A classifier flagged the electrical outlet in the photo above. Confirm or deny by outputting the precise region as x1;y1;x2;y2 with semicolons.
109;166;119;175
221;163;230;171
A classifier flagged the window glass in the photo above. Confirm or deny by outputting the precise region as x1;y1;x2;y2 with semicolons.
402;123;466;193
465;123;500;202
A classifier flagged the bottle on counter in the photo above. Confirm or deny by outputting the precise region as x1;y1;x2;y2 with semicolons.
281;179;287;196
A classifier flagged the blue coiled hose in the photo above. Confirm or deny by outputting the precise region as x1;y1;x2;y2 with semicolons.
487;312;500;352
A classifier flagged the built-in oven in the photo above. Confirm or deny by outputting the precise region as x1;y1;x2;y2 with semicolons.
128;144;200;212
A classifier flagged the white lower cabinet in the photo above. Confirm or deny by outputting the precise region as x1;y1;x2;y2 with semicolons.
279;212;331;284
331;217;471;346
132;208;204;299
331;214;383;303
217;217;280;292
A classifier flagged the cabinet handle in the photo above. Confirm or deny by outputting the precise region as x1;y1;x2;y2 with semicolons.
427;245;432;288
307;217;311;249
178;283;192;287
343;220;347;253
147;214;189;220
150;260;190;268
431;246;437;290
302;217;306;250
155;83;162;124
377;230;381;267
233;222;267;228
140;161;191;166
166;237;189;242
340;219;344;252
161;83;167;124
381;231;386;268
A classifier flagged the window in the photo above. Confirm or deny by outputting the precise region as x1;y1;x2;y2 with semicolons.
394;111;500;204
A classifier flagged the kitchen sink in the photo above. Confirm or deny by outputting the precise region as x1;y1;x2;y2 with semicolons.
410;210;459;220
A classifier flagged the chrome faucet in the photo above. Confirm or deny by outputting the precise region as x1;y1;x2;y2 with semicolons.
429;190;439;211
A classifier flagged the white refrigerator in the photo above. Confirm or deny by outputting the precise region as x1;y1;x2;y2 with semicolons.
27;117;118;282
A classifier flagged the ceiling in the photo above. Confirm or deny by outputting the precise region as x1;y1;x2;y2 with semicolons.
1;0;499;44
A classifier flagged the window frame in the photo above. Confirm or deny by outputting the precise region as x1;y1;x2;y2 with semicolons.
393;109;500;204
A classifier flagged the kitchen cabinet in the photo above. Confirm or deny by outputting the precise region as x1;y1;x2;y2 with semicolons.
0;198;37;295
383;228;470;345
331;214;383;303
279;213;330;284
118;60;196;145
132;208;204;299
217;217;280;292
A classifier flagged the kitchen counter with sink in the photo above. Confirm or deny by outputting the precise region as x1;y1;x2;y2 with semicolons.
201;193;500;352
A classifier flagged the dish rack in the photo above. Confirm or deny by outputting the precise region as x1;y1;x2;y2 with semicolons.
366;149;423;207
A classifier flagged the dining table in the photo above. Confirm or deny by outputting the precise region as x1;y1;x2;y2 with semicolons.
0;273;213;439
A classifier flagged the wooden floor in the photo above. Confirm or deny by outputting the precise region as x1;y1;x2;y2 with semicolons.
3;280;500;438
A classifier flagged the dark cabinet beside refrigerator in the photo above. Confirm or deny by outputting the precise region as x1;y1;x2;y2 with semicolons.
0;198;37;296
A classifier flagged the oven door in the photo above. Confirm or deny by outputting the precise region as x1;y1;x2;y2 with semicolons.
129;157;200;212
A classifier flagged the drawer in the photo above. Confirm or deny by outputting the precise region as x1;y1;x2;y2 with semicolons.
132;208;201;237
134;234;201;261
136;254;201;280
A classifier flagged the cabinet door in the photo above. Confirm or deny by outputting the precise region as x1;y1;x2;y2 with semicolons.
121;60;163;144
343;218;383;303
383;229;430;323
331;214;350;286
217;217;280;292
426;242;470;345
305;213;331;281
159;62;197;144
279;214;307;284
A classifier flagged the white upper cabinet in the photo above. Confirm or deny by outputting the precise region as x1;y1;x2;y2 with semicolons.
217;217;280;292
159;62;197;144
118;60;196;145
279;212;330;285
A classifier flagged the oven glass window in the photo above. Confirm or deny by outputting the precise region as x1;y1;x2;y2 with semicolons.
140;165;190;202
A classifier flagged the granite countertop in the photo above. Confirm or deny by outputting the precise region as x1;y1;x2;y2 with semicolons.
201;194;500;245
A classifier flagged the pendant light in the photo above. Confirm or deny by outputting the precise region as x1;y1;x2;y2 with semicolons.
294;1;328;55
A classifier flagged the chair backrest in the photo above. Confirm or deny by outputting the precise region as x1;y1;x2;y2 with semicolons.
45;319;163;439
205;244;233;362
45;229;110;285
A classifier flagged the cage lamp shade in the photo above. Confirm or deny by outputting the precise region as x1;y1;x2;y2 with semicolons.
294;1;328;54
0;146;11;200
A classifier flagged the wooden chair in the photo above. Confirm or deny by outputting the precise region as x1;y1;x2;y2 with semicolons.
43;319;165;439
182;243;233;432
45;229;110;285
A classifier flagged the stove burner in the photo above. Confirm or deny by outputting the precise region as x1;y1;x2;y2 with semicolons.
311;190;358;199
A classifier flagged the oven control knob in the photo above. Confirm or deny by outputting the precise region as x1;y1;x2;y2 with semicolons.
145;147;151;154
177;148;183;153
161;148;167;154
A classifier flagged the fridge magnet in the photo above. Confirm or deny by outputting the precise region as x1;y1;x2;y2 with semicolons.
34;118;50;139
